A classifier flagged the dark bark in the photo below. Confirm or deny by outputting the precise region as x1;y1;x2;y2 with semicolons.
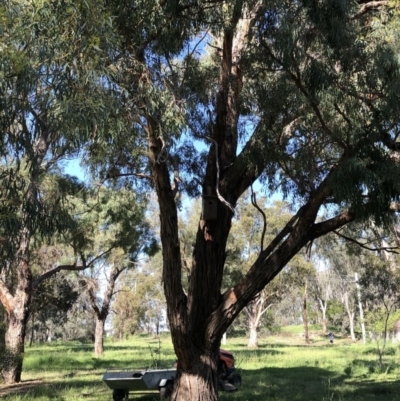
302;280;310;344
153;153;353;400
171;348;219;401
29;312;35;347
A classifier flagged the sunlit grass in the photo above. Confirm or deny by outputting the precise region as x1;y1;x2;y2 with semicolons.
1;333;400;400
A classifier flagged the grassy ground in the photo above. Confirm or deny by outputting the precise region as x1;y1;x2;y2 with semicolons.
1;331;400;401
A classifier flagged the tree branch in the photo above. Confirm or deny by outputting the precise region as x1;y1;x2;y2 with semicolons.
32;262;83;288
32;248;113;289
310;212;356;241
99;264;124;318
333;230;399;253
250;186;267;251
350;1;389;20
86;278;101;317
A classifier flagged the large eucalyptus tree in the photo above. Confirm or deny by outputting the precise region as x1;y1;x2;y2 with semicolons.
86;0;400;399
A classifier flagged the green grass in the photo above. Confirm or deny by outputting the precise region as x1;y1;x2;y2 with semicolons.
1;333;400;401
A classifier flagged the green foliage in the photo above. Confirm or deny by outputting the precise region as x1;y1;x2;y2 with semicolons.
30;272;79;338
359;259;400;314
326;299;347;331
365;308;400;335
0;0;128;274
60;290;97;342
359;259;400;367
0;0;120;154
112;263;165;338
99;188;154;257
239;0;400;212
0;167;88;270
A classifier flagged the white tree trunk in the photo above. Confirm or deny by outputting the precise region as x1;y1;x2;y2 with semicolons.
248;323;259;348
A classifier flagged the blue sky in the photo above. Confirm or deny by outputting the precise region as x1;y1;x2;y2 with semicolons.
63;158;86;181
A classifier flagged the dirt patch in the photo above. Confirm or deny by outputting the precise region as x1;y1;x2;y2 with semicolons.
0;380;46;397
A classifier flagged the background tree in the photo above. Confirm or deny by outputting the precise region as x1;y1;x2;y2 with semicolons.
244;271;293;347
28;268;79;344
0;0;123;382
61;290;97;342
330;250;361;340
0;170;92;383
309;268;333;334
319;223;400;340
112;284;145;339
81;187;157;356
359;257;400;369
112;262;166;339
290;259;316;344
228;197;310;347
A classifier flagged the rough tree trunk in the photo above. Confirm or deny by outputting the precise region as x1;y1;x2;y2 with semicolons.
2;262;31;384
3;312;27;384
0;136;49;384
94;318;105;357
1;248;32;384
171;348;219;401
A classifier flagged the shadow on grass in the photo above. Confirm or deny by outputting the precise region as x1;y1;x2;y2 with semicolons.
27;345;93;355
4;364;400;401
24;357;176;374
0;380;87;401
217;366;400;401
101;366;400;401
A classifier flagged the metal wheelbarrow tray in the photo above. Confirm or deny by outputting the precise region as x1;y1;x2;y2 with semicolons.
103;368;176;400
